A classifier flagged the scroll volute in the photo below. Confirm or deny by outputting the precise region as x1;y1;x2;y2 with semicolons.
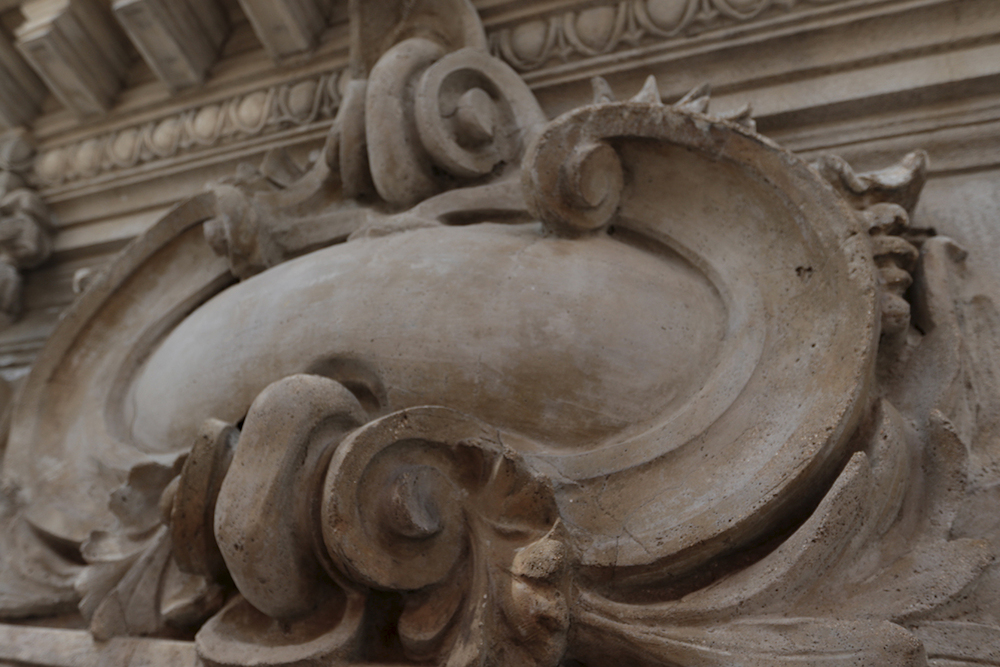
213;374;367;621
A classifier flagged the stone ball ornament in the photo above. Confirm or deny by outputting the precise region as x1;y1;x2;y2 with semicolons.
0;5;997;667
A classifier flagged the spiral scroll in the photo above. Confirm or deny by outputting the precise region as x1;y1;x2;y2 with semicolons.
320;406;570;665
365;38;547;208
521;76;758;238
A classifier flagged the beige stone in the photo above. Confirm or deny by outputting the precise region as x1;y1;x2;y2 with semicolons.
0;0;998;665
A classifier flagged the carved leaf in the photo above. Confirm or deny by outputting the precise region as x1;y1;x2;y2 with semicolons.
76;457;224;639
570;376;995;663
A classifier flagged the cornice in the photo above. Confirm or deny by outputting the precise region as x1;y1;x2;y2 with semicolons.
6;5;998;658
22;0;993;201
32;66;347;192
485;0;854;72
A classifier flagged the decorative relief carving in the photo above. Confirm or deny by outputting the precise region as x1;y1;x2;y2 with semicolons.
0;130;52;327
812;150;931;343
32;69;347;188
76;452;225;640
489;0;849;72
200;5;546;279
27;0;858;190
1;1;999;665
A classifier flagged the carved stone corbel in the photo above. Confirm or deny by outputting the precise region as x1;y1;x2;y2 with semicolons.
195;377;568;666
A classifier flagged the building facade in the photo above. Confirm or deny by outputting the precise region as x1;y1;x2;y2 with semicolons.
0;0;998;664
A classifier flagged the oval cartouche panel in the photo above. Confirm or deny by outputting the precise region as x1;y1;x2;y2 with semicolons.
128;222;728;453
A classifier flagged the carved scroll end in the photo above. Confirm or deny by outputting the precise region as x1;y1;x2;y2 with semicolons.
319;406;570;666
214;375;366;621
180;374;571;665
365;40;547;209
192;376;371;665
524;77;758;238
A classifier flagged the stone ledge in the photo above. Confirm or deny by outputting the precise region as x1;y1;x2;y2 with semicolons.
0;624;197;667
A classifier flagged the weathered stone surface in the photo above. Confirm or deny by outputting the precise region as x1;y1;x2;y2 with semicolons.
0;0;999;665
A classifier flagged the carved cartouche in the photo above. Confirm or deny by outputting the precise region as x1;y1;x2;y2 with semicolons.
1;2;997;665
130;221;726;450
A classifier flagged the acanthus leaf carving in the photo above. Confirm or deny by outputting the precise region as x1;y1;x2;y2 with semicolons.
812;151;938;368
0;483;81;620
75;453;226;640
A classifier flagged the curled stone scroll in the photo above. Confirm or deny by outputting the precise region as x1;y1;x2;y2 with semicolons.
0;1;998;666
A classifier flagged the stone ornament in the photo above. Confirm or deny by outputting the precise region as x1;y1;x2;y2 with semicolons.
0;130;52;327
490;0;846;72
22;0;856;193
33;69;347;189
1;1;999;666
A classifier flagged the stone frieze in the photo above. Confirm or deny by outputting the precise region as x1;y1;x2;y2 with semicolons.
489;0;846;71
32;69;347;188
